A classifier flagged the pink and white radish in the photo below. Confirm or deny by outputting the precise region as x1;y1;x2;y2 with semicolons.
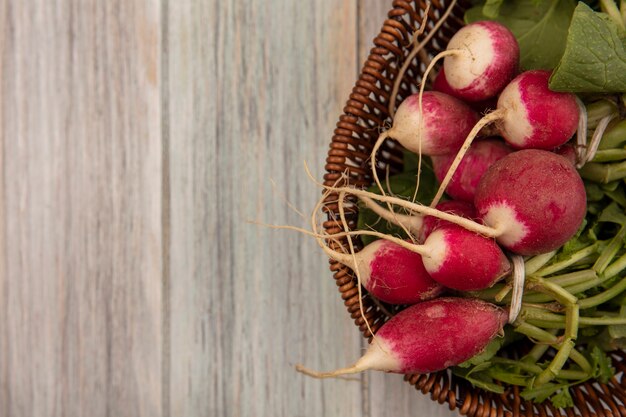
474;149;586;255
431;139;512;202
428;21;519;102
433;68;498;113
329;149;586;256
432;70;580;205
323;214;510;292
296;297;508;377
321;238;444;305
419;200;478;241
422;224;510;291
371;91;479;198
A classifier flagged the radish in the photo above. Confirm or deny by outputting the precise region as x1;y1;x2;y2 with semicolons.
433;68;498;113
323;215;509;292
296;297;508;377
432;70;580;205
370;91;479;199
326;149;586;257
321;238;444;305
377;92;479;156
419;200;478;241
436;21;519;102
422;224;510;291
431;139;512;202
474;149;586;256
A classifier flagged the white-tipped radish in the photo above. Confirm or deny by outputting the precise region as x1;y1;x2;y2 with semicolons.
325;208;509;292
323;149;586;257
432;70;580;206
431;139;512;202
296;297;508;377
474;149;587;255
322;238;444;305
442;21;519;102
497;70;579;150
422;224;511;291
381;92;479;156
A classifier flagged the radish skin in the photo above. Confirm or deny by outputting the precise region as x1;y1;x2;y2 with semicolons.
498;70;579;150
296;297;508;377
323;238;444;305
442;21;519;102
431;139;512;202
423;224;511;291
386;92;479;156
432;70;580;206
474;149;587;255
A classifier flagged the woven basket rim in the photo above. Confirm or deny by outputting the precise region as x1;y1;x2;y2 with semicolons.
322;1;626;416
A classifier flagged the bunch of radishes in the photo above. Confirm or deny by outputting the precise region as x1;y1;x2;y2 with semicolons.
297;20;593;383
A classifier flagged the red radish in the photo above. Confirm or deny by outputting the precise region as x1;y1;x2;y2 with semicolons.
381;92;479;156
474;149;586;255
359;197;476;242
326;150;586;257
370;91;478;200
323;212;509;292
441;21;519;102
434;69;498;113
296;297;508;377
553;143;578;166
322;238;444;305
497;70;579;149
431;139;512;202
432;70;580;206
422;224;510;291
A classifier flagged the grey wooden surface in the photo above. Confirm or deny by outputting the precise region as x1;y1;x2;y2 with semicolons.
1;1;458;416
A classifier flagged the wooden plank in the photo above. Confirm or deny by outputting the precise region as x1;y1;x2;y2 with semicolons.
357;2;459;416
0;1;163;416
165;0;365;416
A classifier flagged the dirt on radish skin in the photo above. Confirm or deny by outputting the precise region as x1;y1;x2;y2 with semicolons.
296;297;508;377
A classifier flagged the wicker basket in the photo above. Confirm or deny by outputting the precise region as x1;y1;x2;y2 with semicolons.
322;1;626;416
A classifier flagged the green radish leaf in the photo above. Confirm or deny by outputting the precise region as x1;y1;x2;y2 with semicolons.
465;0;576;70
458;337;504;367
452;365;505;394
551;388;575;409
590;344;615;382
483;0;505;17
521;382;565;403
598;202;626;224
550;3;626;92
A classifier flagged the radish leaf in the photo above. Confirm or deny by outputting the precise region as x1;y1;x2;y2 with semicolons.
465;0;576;70
550;3;626;92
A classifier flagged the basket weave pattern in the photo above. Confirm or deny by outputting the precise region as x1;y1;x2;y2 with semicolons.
322;1;626;415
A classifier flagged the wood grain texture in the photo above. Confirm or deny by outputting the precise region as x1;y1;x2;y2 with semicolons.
0;1;162;417
1;1;468;416
165;1;363;416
